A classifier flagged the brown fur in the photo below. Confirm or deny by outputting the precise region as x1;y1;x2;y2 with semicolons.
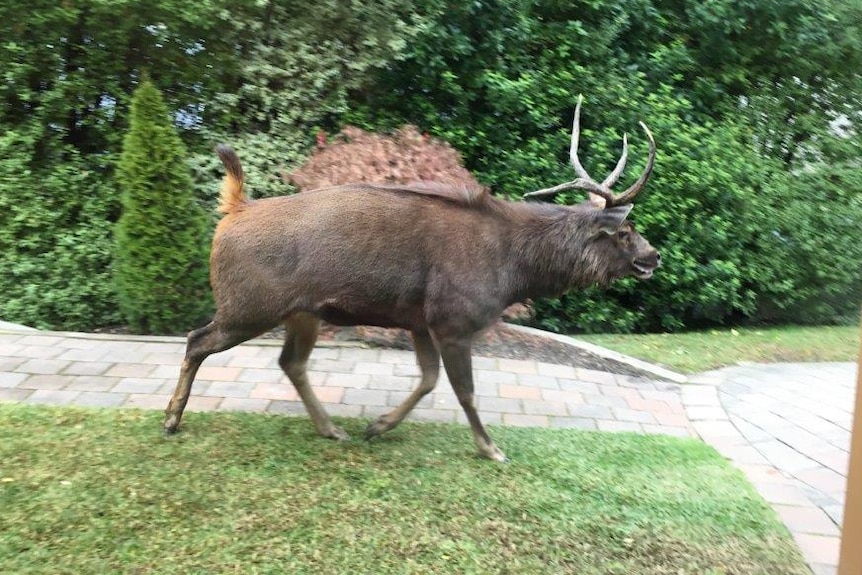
164;145;659;461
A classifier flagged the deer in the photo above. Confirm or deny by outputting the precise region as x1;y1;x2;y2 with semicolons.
163;96;660;462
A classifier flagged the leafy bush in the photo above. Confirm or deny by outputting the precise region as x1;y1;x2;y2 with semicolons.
113;80;212;334
0;130;122;330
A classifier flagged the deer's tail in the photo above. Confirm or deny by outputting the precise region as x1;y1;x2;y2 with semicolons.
215;144;247;215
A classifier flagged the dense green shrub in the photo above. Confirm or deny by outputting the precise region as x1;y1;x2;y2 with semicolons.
0;131;121;330
113;80;212;334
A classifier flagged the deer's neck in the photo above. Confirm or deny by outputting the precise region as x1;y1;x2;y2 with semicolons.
506;203;604;301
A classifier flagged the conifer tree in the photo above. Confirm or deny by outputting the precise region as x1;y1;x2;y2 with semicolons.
114;79;211;333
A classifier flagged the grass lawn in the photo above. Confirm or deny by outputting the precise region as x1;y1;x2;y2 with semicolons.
0;405;809;575
580;325;860;373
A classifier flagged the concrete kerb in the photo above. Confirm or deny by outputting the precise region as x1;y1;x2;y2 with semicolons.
507;324;689;384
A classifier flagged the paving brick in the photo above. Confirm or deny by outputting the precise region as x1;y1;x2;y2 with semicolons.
536;362;577;379
557;379;600;395
0;357;25;371
75;392;128;408
613;408;656;424
550;417;597;430
233;368;282;384
387;391;433;409
250;382;298;401
311;386;345;404
522;399;568;416
409;408;457;423
654;412;690;427
792;533;840;567
62;361;112;376
310;359;356;373
112;378;164;394
681;384;720;406
795;467;847;494
497;358;538;375
575;368;618;385
58;347;113;362
692;420;745;440
475;369;517;385
17;358;71;375
17;334;63;347
218;397;271;412
393;363;421;377
201;381;253;399
541;389;584;405
583;393;627;408
502;413;548;427
597;420;642;433
338;348;381;362
226;355;273;368
598;385;641;400
105;363;156;378
193;366;241;381
365;375;417;392
353;362;394;376
476;396;521;413
63;376;121;392
267;400;307;415
377;349;417;364
0;372;27;388
18;345;64;359
123;394;171;410
20;374;74;390
0;388;33;402
27;389;81;405
567;404;613;419
471;356;498;370
324;404;363;418
738;464;792;484
361;405;390;419
343;388;388;406
327;373;370;389
773;504;840;536
186;396;223;411
499;384;541;400
517;374;559;389
810;563;837;575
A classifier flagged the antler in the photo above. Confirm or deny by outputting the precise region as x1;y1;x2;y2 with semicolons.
524;95;656;208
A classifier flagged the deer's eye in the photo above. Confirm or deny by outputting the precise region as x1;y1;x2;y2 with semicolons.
617;230;630;241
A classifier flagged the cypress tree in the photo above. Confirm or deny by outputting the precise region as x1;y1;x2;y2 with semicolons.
114;79;211;334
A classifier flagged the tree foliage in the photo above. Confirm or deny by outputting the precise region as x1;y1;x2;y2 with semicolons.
113;80;211;334
1;0;859;333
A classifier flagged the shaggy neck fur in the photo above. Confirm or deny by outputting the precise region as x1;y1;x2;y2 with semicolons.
505;202;618;301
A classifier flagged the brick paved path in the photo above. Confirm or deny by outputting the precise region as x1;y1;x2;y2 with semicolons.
0;329;694;436
685;363;856;575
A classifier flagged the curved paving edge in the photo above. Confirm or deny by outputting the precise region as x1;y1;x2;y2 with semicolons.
684;364;857;575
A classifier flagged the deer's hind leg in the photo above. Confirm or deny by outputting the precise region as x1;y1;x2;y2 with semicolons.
365;330;440;439
164;321;262;434
280;313;348;440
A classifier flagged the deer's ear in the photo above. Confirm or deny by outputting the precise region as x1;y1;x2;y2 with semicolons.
594;204;633;234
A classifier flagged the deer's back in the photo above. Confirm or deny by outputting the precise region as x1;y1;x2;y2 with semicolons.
210;186;513;331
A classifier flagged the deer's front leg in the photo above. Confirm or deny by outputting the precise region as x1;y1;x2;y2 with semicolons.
435;336;507;462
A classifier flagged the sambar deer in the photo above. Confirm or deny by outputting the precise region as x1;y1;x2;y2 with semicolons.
164;96;660;461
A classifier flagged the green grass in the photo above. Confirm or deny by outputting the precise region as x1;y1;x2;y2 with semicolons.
580;325;860;373
0;405;808;575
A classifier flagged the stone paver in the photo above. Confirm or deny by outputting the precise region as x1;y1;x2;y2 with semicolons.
687;362;857;575
1;328;856;574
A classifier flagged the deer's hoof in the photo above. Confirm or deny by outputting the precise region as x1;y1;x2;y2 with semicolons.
326;425;350;442
364;416;397;441
163;415;180;436
479;445;509;463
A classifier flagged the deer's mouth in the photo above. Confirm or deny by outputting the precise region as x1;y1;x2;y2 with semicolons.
632;260;658;279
